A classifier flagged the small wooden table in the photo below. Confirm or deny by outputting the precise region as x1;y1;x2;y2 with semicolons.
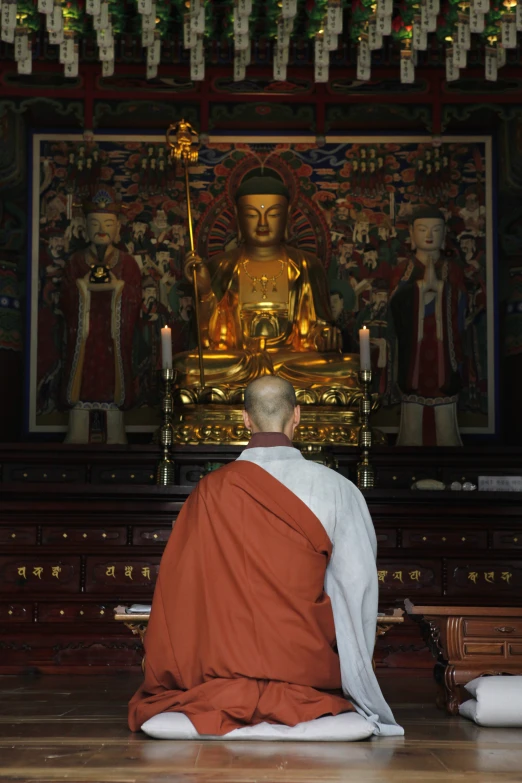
406;603;522;715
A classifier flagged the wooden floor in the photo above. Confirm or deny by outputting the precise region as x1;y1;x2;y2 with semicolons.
1;674;522;783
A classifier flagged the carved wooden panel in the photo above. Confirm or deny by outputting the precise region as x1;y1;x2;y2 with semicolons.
52;638;144;668
0;633;144;670
41;526;127;545
84;557;160;593
377;560;441;595
0;557;81;593
402;530;488;549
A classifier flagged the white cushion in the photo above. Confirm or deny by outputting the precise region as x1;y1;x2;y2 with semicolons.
459;676;522;727
141;711;374;741
458;698;479;723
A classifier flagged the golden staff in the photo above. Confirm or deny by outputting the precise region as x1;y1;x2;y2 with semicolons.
166;119;205;389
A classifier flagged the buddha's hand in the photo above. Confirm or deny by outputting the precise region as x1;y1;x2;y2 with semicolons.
311;323;342;353
184;251;212;297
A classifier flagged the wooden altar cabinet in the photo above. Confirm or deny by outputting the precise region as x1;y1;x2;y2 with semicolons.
0;443;521;674
407;604;522;715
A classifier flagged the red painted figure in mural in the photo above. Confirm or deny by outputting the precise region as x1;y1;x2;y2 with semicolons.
60;186;142;442
390;206;466;446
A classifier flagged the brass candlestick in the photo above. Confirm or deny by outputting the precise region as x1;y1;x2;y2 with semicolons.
357;369;375;489
156;368;176;486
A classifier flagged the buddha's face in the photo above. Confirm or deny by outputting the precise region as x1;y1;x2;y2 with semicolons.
410;218;445;251
236;194;288;248
87;212;120;246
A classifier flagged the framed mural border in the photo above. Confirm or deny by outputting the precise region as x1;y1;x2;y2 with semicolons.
26;131;497;439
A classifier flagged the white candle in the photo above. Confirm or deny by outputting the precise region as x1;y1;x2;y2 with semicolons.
161;326;172;369
359;325;371;371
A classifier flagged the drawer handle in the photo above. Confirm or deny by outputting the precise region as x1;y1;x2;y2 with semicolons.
494;626;516;634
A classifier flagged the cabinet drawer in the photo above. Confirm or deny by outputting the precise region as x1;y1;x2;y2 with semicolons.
0;603;32;622
0;527;37;546
376;467;435;489
0;557;81;593
133;526;172;545
92;467;156;484
38;603;121;622
447;561;522;595
403;530;487;549
375;530;397;549
85;557;160;592
178;463;227;485
179;465;206;485
464;642;504;656
492;531;522;549
5;465;86;482
464;619;522;638
41;526;126;545
376;559;441;595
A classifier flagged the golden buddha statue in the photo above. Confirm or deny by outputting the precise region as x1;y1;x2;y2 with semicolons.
174;173;359;404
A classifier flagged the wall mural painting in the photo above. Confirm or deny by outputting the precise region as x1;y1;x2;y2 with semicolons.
29;134;494;436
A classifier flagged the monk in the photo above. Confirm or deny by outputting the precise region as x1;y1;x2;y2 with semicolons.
128;377;402;740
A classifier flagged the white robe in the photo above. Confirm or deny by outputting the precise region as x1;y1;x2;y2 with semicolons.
236;445;404;737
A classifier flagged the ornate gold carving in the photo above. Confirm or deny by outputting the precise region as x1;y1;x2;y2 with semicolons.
241;258;286;298
170;395;386;446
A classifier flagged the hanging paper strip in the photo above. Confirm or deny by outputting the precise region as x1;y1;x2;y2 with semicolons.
1;0;520;86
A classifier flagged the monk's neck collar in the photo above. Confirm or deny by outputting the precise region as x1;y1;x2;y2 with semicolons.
244;432;294;449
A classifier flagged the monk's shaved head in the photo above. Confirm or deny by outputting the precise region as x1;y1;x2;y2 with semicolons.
244;376;297;433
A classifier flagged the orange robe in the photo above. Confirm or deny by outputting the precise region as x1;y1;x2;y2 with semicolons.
128;460;353;736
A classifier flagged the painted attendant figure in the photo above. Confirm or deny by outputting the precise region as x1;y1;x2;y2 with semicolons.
390;206;466;446
60;186;142;443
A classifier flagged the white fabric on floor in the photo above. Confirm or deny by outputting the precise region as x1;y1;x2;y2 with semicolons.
141;711;374;741
236;446;403;737
459;676;522;727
